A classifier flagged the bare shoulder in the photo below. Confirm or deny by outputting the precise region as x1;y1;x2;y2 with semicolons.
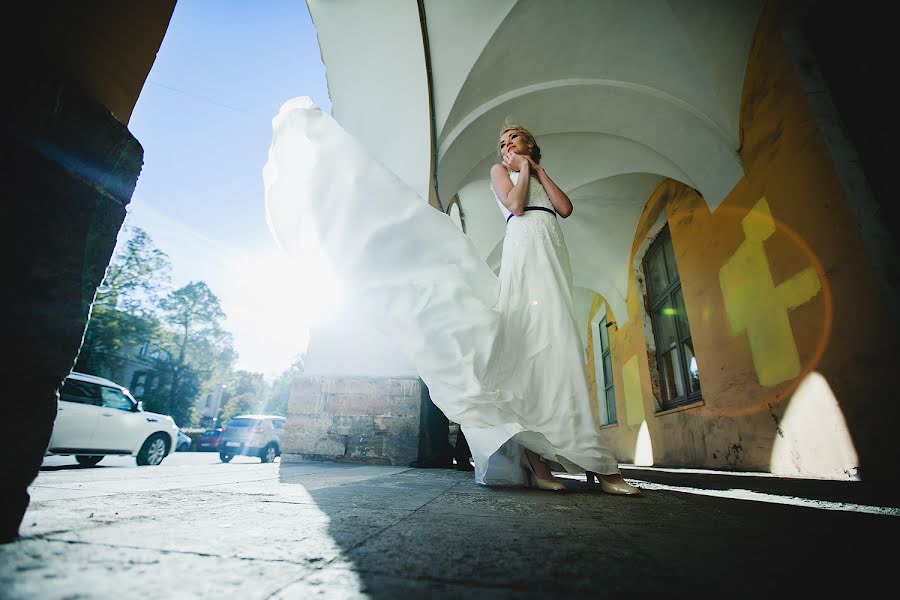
490;163;508;177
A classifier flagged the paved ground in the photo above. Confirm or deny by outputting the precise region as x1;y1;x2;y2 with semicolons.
2;452;898;599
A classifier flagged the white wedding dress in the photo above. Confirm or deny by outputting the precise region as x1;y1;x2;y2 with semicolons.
264;98;620;486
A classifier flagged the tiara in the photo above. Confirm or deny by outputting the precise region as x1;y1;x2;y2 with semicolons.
500;115;527;134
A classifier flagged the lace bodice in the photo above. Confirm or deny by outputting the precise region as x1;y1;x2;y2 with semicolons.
493;169;555;220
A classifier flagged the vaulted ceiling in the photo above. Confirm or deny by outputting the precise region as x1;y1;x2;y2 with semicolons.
307;0;764;323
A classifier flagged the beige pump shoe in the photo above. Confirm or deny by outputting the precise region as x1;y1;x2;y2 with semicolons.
523;452;566;492
586;471;642;496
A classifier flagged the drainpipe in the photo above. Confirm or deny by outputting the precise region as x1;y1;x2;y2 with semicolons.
417;0;443;212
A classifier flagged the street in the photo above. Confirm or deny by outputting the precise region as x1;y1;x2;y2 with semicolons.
40;450;270;470
3;454;897;598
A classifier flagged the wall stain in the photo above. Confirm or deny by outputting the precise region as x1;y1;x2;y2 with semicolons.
726;438;744;467
768;402;785;438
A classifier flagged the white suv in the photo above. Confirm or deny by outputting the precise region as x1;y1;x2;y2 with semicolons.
47;371;179;467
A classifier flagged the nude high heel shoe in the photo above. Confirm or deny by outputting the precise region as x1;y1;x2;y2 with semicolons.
586;471;642;496
523;453;565;492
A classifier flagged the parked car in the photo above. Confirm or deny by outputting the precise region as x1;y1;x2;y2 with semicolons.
47;371;179;467
219;415;285;463
197;428;224;452
176;431;192;452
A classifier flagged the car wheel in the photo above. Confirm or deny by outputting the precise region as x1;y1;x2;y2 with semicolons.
219;451;233;463
261;443;278;463
75;455;104;467
136;433;169;466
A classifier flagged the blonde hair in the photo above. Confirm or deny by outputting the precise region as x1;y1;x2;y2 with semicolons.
498;119;541;164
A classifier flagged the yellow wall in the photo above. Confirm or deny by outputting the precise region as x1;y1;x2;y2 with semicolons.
590;0;895;479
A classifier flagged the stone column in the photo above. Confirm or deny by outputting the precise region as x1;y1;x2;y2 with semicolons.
1;65;143;542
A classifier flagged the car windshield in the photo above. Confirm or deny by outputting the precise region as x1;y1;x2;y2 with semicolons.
226;418;257;428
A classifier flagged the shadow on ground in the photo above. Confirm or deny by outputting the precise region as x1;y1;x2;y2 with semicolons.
270;461;899;598
4;458;897;599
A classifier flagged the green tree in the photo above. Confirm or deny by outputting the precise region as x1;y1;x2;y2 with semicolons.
158;281;232;418
264;354;304;416
94;224;172;314
76;225;171;378
217;369;268;424
218;393;257;426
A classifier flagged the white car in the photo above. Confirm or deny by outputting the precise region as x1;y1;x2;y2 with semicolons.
176;431;192;451
47;371;179;467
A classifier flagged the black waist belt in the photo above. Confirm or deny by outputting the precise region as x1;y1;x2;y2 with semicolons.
506;206;556;223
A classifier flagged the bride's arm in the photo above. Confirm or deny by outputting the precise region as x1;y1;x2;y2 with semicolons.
530;159;573;218
491;161;530;216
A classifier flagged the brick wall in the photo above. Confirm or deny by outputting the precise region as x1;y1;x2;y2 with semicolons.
282;375;423;466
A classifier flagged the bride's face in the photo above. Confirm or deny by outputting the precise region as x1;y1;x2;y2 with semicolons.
498;129;532;158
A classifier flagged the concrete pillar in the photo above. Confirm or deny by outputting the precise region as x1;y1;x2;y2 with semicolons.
1;64;143;541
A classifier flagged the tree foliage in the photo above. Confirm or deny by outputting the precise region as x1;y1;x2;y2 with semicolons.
94;224;171;315
76;226;170;381
77;226;304;429
158;281;231;418
264;354;304;416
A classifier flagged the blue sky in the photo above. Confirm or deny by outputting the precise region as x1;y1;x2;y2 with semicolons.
126;0;332;378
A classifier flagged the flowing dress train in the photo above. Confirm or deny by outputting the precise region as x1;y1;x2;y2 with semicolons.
264;98;620;486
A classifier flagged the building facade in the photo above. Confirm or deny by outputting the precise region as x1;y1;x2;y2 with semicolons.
289;0;899;482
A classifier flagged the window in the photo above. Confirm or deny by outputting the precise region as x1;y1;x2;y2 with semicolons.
643;225;701;409
59;379;101;406
272;419;285;431
598;317;617;425
130;372;148;398
100;387;134;411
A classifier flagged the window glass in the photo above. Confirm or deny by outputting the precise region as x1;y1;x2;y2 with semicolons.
272;419;285;430
683;338;701;393
644;225;701;408
599;319;609;352
59;379;101;406
663;234;679;284
597;318;617;425
673;289;690;339
646;246;669;299
654;302;679;351
659;349;686;401
227;418;256;428
605;388;617;422
100;387;134;411
131;372;147;398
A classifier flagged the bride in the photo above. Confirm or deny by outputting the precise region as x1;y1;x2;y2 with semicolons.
264;98;640;496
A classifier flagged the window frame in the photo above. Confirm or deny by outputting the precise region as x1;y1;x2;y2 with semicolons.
100;386;136;412
597;316;617;425
59;379;102;406
643;225;702;410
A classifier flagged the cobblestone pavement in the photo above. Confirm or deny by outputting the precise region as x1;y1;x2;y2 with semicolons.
2;454;897;599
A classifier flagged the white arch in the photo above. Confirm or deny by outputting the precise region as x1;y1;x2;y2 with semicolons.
439;78;735;158
437;82;743;211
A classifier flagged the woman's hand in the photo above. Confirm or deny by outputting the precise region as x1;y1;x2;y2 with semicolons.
502;151;529;172
525;155;543;173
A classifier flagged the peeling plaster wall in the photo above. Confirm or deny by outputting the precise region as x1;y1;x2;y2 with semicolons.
594;0;897;481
